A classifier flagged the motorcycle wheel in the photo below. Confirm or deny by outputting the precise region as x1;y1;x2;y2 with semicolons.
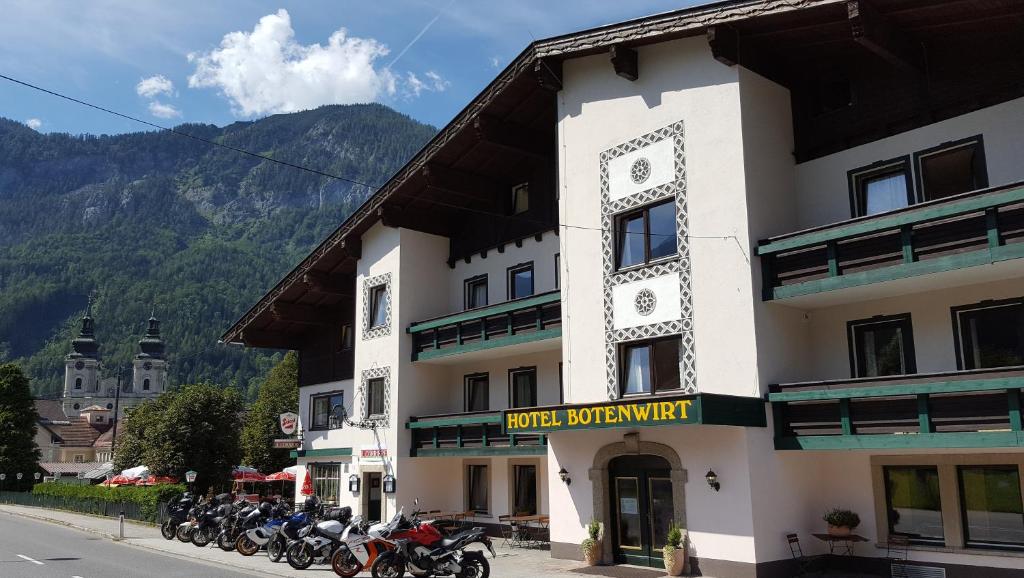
331;546;363;577
236;534;260;556
455;553;490;578
370;551;406;578
217;530;236;552
191;527;213;547
176;524;192;543
267;536;286;563
160;520;177;541
286;541;315;570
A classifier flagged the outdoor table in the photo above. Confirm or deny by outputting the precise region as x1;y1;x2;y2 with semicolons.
811;533;870;555
509;515;549;548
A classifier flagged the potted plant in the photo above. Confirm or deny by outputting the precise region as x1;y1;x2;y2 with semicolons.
663;523;686;576
823;508;861;537
580;519;602;565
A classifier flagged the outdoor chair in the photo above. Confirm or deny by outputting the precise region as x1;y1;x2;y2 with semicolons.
887;534;910;578
498;514;519;547
786;533;817;577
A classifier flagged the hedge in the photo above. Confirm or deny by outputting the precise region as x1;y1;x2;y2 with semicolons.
31;483;187;522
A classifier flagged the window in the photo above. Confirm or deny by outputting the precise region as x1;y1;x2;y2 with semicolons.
511;182;529;215
958;465;1024;549
73;454;84;463
616;199;676;269
513;464;538;516
884;466;944;545
464;275;488;310
847;314;917;378
620;337;680;396
311;391;345;430
509;368;537;408
554;254;560;290
507;263;534;300
465;374;489;412
142;378;150;391
466;464;489;514
952;299;1024;370
848;157;913;217
915;136;987;202
311;463;342;504
74;377;82;389
340;323;354;350
369;285;389;328
366;378;386;418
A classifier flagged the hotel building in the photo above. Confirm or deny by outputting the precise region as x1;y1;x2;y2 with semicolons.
223;1;1024;575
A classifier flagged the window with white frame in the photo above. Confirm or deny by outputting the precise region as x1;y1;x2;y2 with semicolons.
464;275;488;310
369;285;389;328
847;314;916;378
311;463;341;504
366;378;386;418
311;391;344;431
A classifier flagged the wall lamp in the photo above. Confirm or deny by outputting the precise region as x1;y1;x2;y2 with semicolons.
705;469;720;492
558;467;571;485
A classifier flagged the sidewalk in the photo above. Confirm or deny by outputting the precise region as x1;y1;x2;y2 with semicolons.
0;504;591;577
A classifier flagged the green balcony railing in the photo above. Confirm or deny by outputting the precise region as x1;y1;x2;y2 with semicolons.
407;291;561;361
406;411;547;457
769;366;1024;450
756;182;1024;301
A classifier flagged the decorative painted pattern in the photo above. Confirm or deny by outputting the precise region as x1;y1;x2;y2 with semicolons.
358;366;391;427
600;120;697;399
361;272;392;340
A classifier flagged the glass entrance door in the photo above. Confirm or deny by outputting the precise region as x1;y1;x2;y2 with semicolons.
609;455;674;567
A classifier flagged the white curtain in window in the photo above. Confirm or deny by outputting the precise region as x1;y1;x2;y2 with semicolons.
864;173;908;215
623;347;651;394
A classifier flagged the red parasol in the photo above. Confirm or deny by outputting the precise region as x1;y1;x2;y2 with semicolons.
265;471;296;482
138;475;179;486
301;467;314;496
232;471;267;482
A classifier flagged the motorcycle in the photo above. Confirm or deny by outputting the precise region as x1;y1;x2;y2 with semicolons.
331;515;399;577
160;492;194;540
191;493;233;547
237;500;289;556
176;499;206;542
216;498;255;552
285;505;353;569
267;509;312;562
370;513;494;578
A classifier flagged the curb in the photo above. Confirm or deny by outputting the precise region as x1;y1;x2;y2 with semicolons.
0;506;277;577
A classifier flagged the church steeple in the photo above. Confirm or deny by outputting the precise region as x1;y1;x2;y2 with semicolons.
136;311;165;359
68;300;99;360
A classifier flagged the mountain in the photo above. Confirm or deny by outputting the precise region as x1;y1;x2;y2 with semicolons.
0;104;436;398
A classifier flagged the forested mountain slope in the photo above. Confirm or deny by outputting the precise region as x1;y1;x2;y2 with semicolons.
0;104;435;397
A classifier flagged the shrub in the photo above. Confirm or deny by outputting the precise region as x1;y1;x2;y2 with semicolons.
580;519;602;556
823;508;861;528
666;523;683;548
32;483;186;522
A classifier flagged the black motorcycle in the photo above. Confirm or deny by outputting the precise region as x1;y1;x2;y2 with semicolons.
160;492;194;540
216;498;254;551
371;526;494;578
191;493;233;547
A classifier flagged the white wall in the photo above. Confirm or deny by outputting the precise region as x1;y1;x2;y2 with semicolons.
793;97;1024;231
436;349;563;414
447;232;560;313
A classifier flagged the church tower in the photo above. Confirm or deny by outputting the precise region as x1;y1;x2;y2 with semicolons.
63;305;101;416
132;314;167;396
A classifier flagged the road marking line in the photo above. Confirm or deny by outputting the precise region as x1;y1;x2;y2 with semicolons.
16;554;44;565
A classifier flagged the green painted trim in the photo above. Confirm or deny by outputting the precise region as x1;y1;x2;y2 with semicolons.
413;327;561;361
770;243;1024;300
1010;390;1023;432
406;414;503;428
408;291;561;333
414;446;547;457
290;447;353;458
839;399;852;435
768;376;1024;402
757;185;1024;254
775;431;1024;450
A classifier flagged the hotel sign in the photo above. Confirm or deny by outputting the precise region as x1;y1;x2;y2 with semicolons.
504;396;700;434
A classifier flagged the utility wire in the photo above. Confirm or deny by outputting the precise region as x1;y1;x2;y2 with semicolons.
1;72;746;246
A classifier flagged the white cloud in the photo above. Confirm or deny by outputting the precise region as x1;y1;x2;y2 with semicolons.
136;75;175;98
490;56;500;68
148;101;182;119
25;118;42;130
405;70;449;98
187;9;399;117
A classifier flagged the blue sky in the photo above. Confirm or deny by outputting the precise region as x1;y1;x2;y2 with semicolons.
0;1;704;135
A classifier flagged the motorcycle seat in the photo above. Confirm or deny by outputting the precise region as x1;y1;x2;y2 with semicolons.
438;529;480;548
213;516;225;524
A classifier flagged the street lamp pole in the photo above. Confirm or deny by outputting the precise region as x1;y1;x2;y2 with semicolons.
110;365;124;461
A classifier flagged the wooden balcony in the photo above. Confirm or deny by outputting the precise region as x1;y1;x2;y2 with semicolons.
407;411;547;457
407;291;561;362
769;367;1024;450
756;182;1024;303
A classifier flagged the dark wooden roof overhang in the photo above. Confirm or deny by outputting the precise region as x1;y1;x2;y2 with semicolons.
221;0;855;348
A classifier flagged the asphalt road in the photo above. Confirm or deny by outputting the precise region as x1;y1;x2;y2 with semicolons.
0;514;259;578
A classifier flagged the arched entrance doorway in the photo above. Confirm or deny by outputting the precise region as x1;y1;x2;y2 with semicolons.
608;454;674;567
589;435;687;566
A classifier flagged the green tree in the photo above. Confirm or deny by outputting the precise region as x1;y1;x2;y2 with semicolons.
241;351;299;473
113;383;242;494
0;364;40;490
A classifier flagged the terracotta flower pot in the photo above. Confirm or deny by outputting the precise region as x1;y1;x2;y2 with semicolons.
663;545;686;576
827;524;852;537
581;541;601;566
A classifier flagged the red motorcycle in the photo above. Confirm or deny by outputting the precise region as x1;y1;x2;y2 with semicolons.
370;509;493;578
